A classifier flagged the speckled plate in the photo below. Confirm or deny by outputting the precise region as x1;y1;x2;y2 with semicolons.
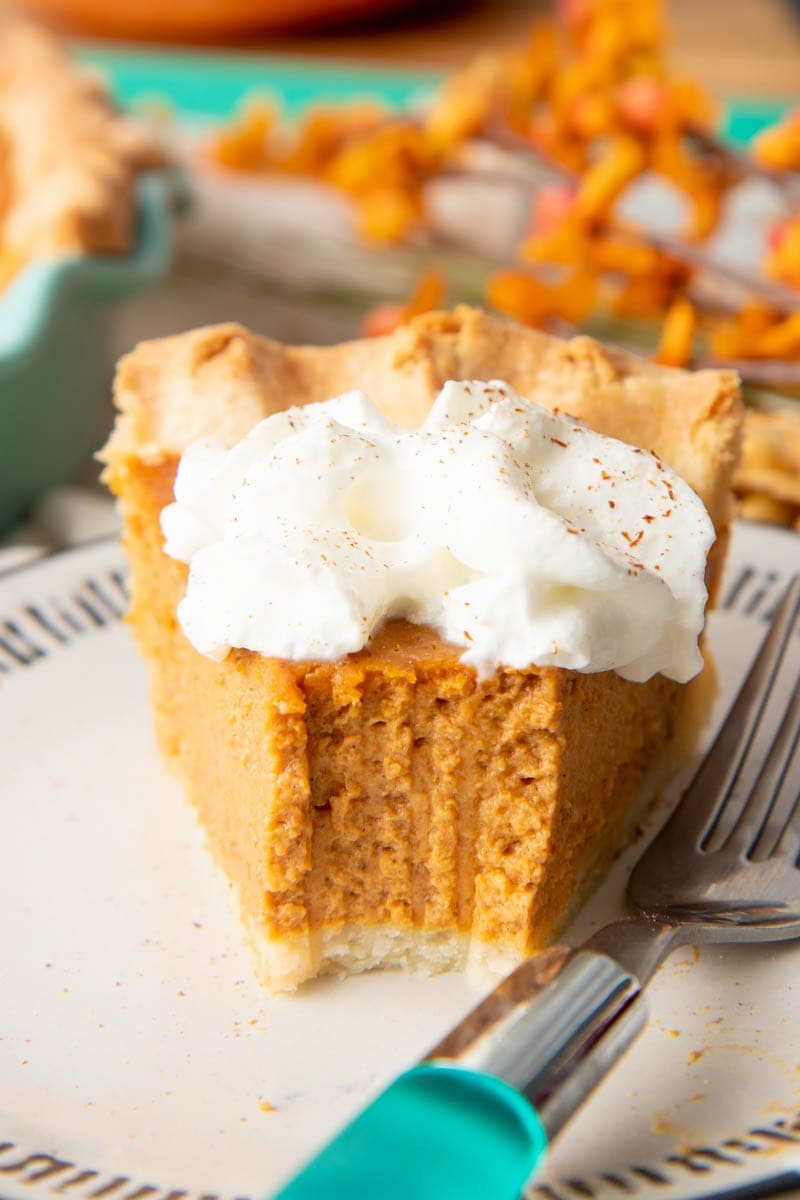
0;524;798;1200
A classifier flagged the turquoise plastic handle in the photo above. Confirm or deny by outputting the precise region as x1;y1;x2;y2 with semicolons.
271;1062;547;1200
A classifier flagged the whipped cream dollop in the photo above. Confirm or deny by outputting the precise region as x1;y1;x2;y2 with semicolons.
161;380;714;682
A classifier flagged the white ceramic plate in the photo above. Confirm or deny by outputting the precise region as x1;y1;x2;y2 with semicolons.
1;524;799;1200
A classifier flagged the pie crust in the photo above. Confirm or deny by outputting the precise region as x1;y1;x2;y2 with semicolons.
0;18;161;273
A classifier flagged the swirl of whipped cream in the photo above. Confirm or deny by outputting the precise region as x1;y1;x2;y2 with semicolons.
161;380;714;682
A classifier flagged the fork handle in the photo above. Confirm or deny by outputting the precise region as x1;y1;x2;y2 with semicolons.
424;946;647;1137
271;948;647;1199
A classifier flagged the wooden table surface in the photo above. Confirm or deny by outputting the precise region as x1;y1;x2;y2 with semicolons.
245;0;800;99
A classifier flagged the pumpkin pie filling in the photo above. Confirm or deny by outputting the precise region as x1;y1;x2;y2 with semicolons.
102;306;741;990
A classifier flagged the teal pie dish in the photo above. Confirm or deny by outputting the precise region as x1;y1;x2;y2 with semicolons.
0;172;172;534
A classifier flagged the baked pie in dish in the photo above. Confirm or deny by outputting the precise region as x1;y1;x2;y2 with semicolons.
102;307;741;990
0;17;160;289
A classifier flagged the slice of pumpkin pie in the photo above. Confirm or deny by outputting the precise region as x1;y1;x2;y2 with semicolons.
102;307;741;991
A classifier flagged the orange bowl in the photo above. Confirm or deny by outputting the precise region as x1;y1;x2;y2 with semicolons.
12;0;421;39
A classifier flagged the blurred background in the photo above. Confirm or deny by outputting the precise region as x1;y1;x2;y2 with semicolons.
13;0;800;90
3;0;800;557
9;0;800;349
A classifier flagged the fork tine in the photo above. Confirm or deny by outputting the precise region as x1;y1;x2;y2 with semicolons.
726;678;800;859
665;576;800;848
774;792;800;863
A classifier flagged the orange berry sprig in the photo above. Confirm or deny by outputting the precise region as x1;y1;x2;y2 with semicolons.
753;109;800;174
360;269;445;337
483;2;800;371
203;0;800;385
202;30;561;246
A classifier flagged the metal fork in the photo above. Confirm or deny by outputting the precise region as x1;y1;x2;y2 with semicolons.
422;575;800;1143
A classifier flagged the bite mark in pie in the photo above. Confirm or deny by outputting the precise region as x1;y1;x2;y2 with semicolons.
102;307;741;990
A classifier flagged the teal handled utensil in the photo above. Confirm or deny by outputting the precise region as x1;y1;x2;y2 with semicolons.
273;1061;547;1200
273;578;800;1200
274;946;643;1200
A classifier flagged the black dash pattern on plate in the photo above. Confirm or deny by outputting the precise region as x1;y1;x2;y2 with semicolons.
0;571;129;676
524;1112;800;1198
